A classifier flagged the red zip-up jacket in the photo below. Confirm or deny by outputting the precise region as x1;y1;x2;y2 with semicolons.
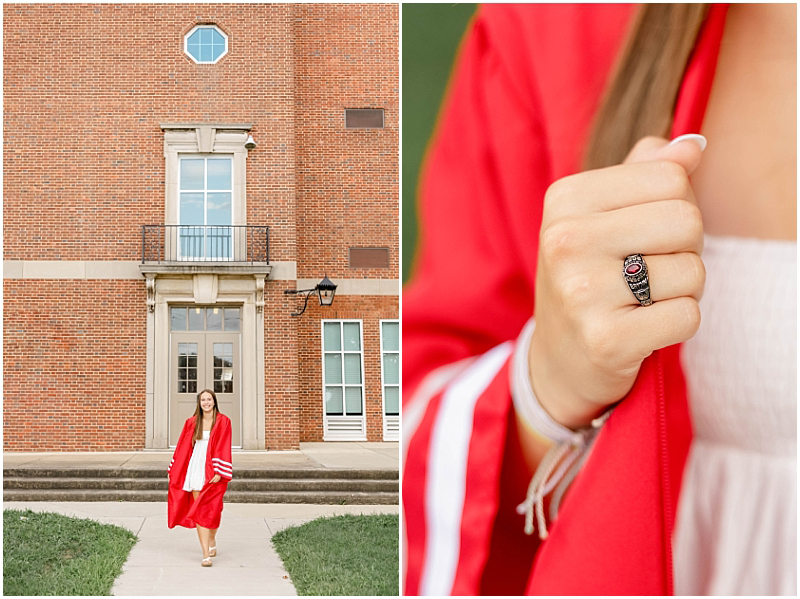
167;413;233;530
403;4;728;595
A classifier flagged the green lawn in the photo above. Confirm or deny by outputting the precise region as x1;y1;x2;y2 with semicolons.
271;513;399;596
3;509;137;596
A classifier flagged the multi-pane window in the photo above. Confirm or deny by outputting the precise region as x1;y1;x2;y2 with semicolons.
213;343;234;394
185;25;228;64
179;156;233;260
170;307;240;332
380;321;399;417
177;343;198;393
171;307;238;396
322;321;364;416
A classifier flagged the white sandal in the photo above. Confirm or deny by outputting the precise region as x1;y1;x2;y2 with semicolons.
201;557;212;567
209;546;217;557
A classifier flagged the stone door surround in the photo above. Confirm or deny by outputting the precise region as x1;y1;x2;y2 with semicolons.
141;271;268;450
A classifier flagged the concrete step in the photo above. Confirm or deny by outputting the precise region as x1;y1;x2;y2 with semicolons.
4;476;398;493
3;467;398;480
4;477;168;491
2;488;399;505
224;490;398;505
3;465;399;504
231;478;397;493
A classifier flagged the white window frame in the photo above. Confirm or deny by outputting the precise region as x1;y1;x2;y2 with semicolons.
177;154;234;261
184;24;229;65
161;124;252;259
379;319;399;441
321;319;367;441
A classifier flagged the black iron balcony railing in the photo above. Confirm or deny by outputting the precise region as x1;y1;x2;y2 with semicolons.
141;225;269;264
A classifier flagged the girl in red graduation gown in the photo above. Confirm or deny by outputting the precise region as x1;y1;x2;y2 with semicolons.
168;389;233;567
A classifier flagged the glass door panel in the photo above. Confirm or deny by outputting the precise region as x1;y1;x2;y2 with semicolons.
206;335;240;447
178;156;233;261
206;224;232;260
177;343;198;394
170;306;242;447
213;342;234;394
170;333;206;446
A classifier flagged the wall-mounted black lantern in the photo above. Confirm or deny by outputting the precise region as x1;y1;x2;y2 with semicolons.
284;275;338;316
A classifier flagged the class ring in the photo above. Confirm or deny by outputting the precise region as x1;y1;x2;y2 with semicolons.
623;254;652;307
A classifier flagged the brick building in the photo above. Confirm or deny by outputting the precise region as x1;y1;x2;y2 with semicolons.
3;4;399;451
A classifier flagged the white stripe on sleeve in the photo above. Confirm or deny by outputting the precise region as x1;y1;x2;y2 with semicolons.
403;356;477;463
419;342;513;596
402;355;477;587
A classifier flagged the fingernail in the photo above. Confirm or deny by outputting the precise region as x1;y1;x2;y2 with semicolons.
668;133;707;151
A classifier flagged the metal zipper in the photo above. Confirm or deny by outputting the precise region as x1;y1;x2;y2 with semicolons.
654;349;674;595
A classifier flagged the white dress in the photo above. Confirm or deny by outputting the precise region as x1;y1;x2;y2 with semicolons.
182;430;210;492
675;234;797;595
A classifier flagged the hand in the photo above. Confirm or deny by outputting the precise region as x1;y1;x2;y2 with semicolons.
210;474;221;484
529;136;706;429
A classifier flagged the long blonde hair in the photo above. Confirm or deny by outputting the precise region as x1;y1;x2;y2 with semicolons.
583;4;709;170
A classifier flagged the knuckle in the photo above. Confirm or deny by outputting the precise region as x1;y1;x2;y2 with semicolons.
560;272;594;309
675;200;704;239
689;253;706;292
581;321;616;366
544;176;573;211
659;161;691;198
539;218;581;262
680;297;702;335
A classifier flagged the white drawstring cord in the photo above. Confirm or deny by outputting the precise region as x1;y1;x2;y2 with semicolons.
515;411;612;540
550;442;593;521
510;318;614;540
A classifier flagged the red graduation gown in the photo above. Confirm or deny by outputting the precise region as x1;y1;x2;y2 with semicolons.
403;4;728;595
167;413;233;530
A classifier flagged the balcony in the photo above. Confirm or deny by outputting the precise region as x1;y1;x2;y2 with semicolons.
140;225;270;276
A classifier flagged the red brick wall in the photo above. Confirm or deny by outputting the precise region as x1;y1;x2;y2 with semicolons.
3;4;398;451
3;3;298;263
263;282;300;450
293;4;399;442
4;280;147;451
295;4;400;280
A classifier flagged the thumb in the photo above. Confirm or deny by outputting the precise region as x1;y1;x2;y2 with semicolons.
623;133;707;175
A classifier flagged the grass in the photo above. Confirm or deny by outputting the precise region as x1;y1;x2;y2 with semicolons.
271;513;399;596
3;509;138;596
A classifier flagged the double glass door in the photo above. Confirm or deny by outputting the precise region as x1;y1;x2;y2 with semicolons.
169;306;241;447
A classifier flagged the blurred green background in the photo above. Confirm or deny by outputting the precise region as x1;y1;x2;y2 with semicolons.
402;3;477;283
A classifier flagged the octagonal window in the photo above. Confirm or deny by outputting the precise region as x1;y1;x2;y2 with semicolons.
185;25;228;64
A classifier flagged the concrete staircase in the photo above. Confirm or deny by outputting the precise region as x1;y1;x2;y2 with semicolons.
3;467;399;505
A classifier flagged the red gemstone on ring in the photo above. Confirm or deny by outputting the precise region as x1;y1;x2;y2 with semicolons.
625;263;642;275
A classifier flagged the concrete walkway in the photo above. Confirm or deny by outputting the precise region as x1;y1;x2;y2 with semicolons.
3;442;399;596
3;441;399;471
4;501;399;596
